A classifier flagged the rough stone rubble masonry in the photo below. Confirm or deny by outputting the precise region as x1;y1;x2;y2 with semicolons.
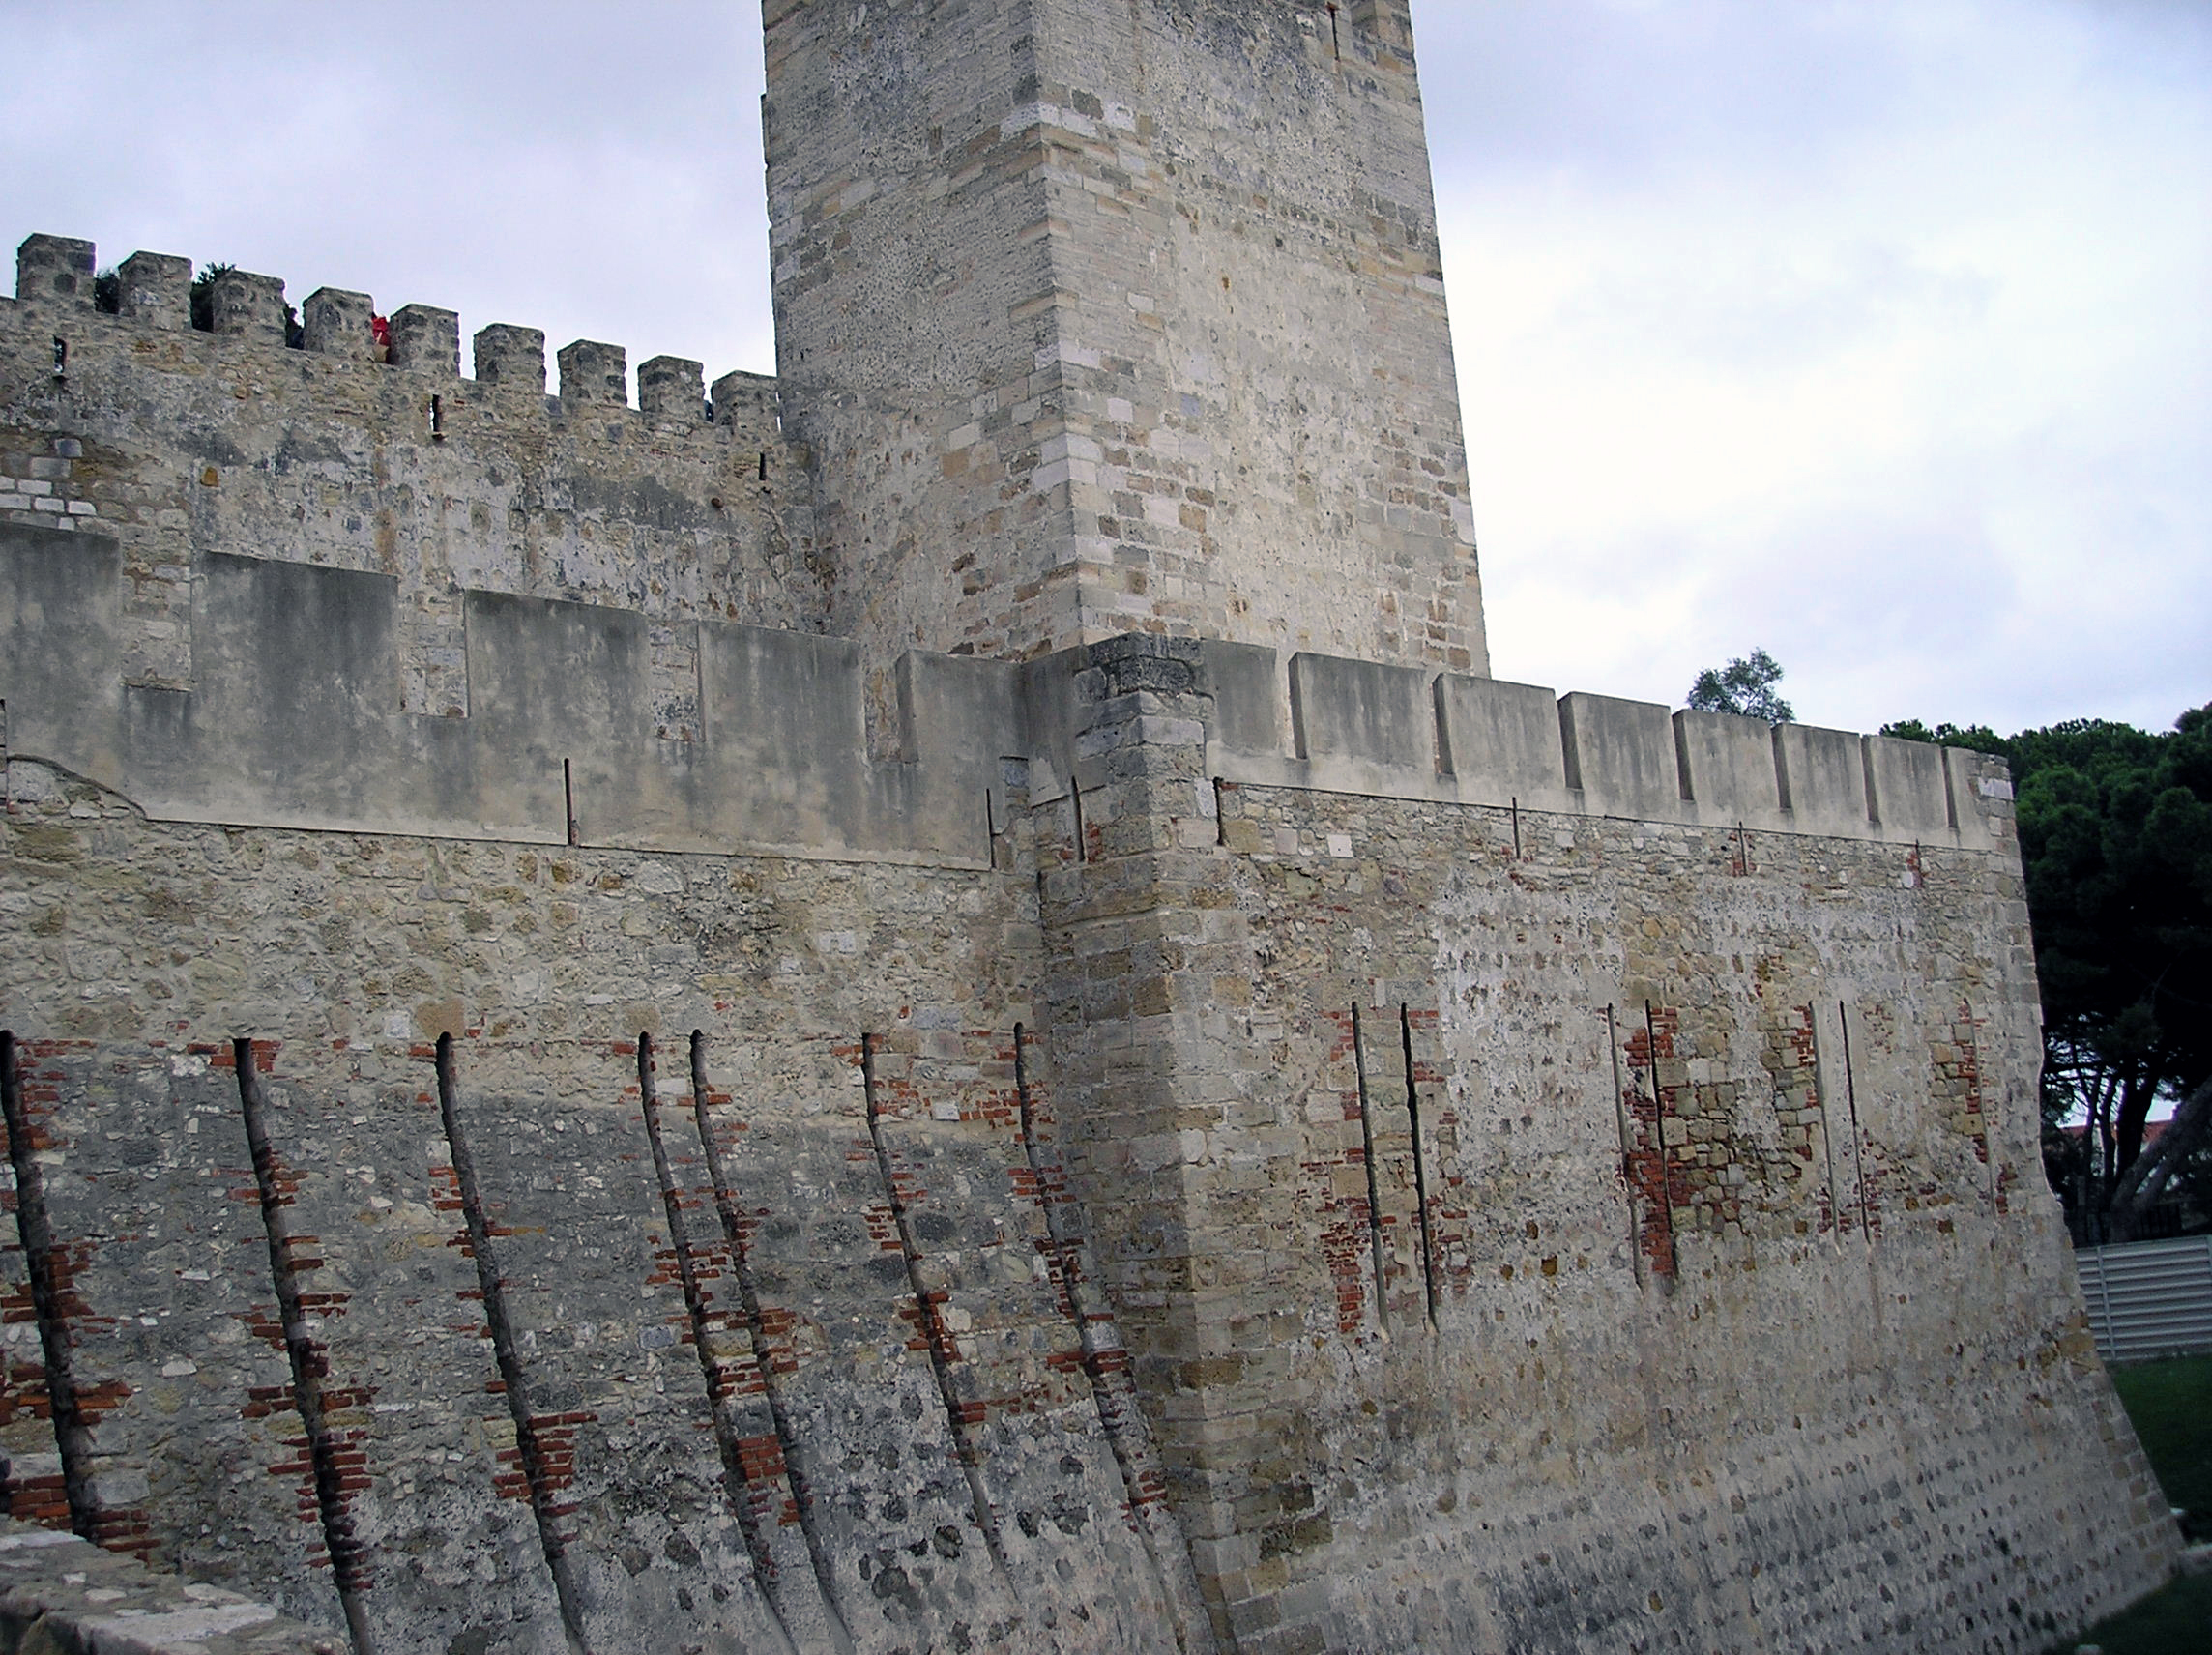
0;1;2180;1651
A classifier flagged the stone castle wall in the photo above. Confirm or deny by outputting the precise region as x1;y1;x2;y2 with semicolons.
0;0;2185;1642
1029;635;2176;1653
0;491;2181;1650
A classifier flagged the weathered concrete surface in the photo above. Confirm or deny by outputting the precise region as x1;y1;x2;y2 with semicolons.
0;523;1982;869
0;522;1011;866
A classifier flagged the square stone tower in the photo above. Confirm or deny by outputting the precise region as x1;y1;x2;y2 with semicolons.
765;0;1489;671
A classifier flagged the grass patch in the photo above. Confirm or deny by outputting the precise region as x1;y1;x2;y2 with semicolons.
2108;1354;2212;1522
2051;1354;2211;1653
2058;1569;2212;1654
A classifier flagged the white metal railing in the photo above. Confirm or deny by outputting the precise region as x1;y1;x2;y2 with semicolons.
2076;1234;2212;1364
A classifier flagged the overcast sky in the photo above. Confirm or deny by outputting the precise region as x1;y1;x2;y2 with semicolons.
8;0;2206;737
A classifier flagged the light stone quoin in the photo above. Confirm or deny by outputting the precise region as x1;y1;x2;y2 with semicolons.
0;3;2180;1654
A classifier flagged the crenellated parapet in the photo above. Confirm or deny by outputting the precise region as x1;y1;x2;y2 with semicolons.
10;234;775;426
3;234;818;720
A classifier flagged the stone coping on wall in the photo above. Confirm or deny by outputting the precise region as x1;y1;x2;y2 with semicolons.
0;524;1011;868
9;233;780;439
1172;638;2009;850
0;1520;334;1655
2;524;2006;864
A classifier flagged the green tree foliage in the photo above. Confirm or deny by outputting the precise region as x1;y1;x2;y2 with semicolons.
188;262;235;334
1884;706;2212;1234
1687;649;1794;723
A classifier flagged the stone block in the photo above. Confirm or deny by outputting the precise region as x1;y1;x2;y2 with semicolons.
1290;653;1436;774
557;338;627;406
638;355;705;421
711;368;779;427
15;233;95;306
1559;691;1683;821
301;286;375;358
117;250;190;329
1865;734;1953;836
1674;708;1787;828
1201;639;1288;760
473;323;546;392
208;269;288;343
1776;723;1873;836
1436;673;1575;810
390;304;460;374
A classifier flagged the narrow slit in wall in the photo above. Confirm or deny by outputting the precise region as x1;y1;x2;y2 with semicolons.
1350;1005;1390;1332
1069;778;1086;862
689;1033;853;1652
1961;998;1999;1214
562;760;579;848
1399;1006;1440;1328
0;1031;98;1541
1606;1006;1646;1290
859;1033;1010;1576
232;1040;379;1655
635;1034;800;1654
1212;777;1228;847
1838;1003;1875;1240
433;1035;595;1655
1643;1002;1679;1276
1509;796;1520;859
1807;1006;1848;1239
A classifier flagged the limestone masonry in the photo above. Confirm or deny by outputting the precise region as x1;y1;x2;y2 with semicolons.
0;2;2181;1652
